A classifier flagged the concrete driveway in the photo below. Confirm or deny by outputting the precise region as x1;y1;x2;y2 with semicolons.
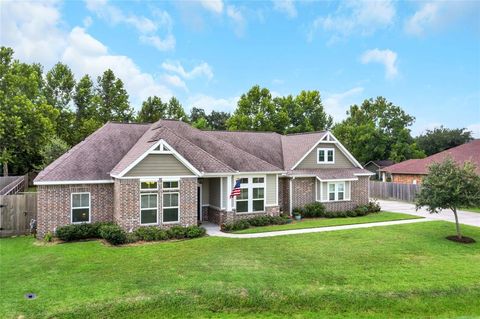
378;199;480;227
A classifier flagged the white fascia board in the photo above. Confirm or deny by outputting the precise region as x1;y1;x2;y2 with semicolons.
354;172;375;176
202;171;285;177
317;177;358;182
34;180;114;186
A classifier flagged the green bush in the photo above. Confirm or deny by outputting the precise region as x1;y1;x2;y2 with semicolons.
126;233;139;244
292;208;302;216
167;226;187;239
134;226;163;241
99;224;127;245
221;215;289;232
90;221;114;237
44;231;53;242
303;202;326;218
248;216;272;227
55;222;115;242
367;200;381;213
185;226;206;238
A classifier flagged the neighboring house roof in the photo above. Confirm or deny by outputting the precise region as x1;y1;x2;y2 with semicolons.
35;119;366;183
288;168;374;180
365;160;395;168
381;140;480;175
35;122;150;183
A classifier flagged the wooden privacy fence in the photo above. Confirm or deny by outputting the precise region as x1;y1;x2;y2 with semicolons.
0;193;37;237
369;181;420;202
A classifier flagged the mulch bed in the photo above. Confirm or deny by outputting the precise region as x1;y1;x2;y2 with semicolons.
446;235;476;244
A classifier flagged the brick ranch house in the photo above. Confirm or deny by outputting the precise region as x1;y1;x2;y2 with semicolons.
380;139;480;184
34;120;374;238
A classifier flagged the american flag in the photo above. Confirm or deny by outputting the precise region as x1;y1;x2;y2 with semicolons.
230;179;242;198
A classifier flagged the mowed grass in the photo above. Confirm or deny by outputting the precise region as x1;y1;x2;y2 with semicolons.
461;207;480;213
233;211;422;234
1;221;480;319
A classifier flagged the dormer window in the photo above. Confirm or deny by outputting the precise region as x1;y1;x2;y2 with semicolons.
317;148;335;164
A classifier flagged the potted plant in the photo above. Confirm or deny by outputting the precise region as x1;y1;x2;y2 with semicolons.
292;208;302;221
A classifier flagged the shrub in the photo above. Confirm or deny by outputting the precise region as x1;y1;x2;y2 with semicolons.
248;216;271;227
292;208;302;216
367;200;381;213
44;231;53;242
185;226;206;238
55;222;115;241
90;221;114;237
126;233;139;244
167;226;187;239
303;202;326;218
221;215;289;232
99;224;127;245
270;216;289;225
346;210;357;217
134;226;161;241
354;205;369;216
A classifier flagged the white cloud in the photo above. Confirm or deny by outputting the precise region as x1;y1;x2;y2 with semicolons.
85;0;175;51
161;61;213;80
1;1;175;108
226;5;246;37
161;74;188;91
83;16;93;28
309;0;395;42
273;0;297;18
186;94;239;113
361;49;398;79
199;0;224;14
324;87;364;122
404;1;480;36
466;123;480;138
139;34;175;52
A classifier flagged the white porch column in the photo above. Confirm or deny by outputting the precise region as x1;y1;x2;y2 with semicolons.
226;175;232;212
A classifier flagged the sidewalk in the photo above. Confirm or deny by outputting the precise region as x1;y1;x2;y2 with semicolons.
378;199;480;227
202;218;431;239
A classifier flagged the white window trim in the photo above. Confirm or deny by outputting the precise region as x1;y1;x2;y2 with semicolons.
327;182;347;202
317;148;335;164
140;192;159;225
318;180;351;202
162;192;180;224
71;192;91;224
140;180;158;191
162;178;180;191
234;176;266;214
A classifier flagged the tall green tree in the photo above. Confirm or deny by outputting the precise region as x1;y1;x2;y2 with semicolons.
35;136;70;170
137;96;167;123
207;111;230;130
44;62;76;144
333;97;425;164
166;97;188;121
227;85;279;132
416;126;473;156
189;107;207;123
416;159;480;241
0;47;58;174
72;75;102;145
96;69;134;122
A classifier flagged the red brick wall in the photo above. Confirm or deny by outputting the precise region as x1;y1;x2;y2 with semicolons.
37;183;114;238
392;174;424;185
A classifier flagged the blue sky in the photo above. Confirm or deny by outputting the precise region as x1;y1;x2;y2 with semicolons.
1;0;479;136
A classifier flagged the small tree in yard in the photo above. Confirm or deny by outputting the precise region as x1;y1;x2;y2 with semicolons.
416;158;480;242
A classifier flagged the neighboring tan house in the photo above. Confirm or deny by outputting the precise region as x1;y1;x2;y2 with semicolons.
34;120;374;238
364;160;394;180
380;139;480;184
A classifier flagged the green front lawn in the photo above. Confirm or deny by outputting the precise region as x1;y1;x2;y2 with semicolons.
233;211;422;234
1;221;479;318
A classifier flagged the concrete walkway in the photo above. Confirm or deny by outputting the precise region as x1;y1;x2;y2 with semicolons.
202;218;431;239
378;199;480;227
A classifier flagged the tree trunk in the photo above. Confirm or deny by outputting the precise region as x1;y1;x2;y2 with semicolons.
452;208;462;239
2;161;7;177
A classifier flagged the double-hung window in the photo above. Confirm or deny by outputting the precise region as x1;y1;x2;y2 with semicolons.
163;192;179;223
235;177;265;213
71;192;90;223
317;148;335;164
140;181;158;225
328;182;345;201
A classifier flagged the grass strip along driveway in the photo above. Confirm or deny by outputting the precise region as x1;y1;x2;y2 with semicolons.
233;211;422;234
1;221;480;318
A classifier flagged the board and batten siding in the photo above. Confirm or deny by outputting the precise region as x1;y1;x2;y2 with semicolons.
296;143;353;169
266;174;277;205
124;154;194;177
209;178;221;208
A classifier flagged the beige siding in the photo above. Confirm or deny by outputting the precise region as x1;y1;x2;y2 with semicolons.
209;178;221;208
296;143;354;169
316;179;321;201
266;174;277;205
321;181;328;201
125;154;194;177
199;178;209;204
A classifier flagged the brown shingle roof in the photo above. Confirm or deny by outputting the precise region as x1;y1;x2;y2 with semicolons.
35;122;150;182
381;140;480;175
281;132;328;170
289;168;373;180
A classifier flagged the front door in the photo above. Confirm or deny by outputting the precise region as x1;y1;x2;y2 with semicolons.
197;185;202;222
